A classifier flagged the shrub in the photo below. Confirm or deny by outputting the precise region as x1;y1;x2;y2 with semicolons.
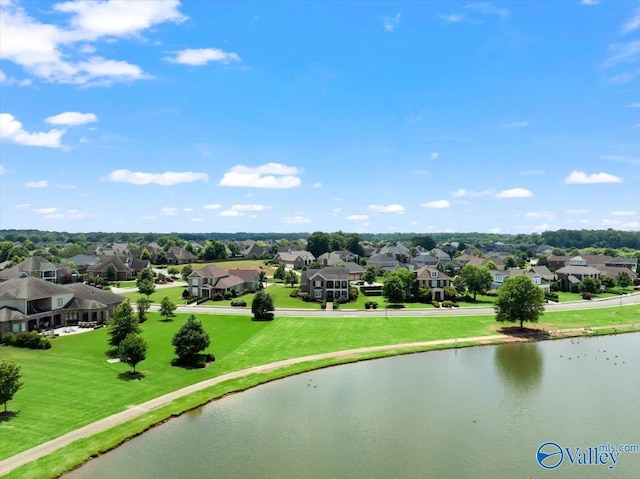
442;300;457;308
432;301;441;308
5;331;51;349
581;292;593;300
321;300;327;310
196;297;210;305
303;293;313;302
365;302;371;309
289;289;299;298
484;290;499;297
336;296;349;304
223;291;233;300
545;291;559;302
211;293;224;301
231;300;247;307
443;286;458;301
349;287;359;301
182;289;190;299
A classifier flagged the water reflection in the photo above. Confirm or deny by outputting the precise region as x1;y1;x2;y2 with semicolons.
494;342;543;391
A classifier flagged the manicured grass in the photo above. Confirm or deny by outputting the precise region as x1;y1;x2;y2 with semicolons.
2;305;639;466
121;285;188;304
189;259;274;275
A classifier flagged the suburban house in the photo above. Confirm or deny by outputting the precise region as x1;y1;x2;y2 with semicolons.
367;254;400;274
167;247;198;265
242;242;269;259
411;254;440;269
86;255;135;281
0;277;125;334
317;250;359;267
491;269;550;291
597;265;637;282
0;256;79;284
338;262;366;281
528;265;556;283
375;245;411;263
187;265;259;297
65;254;100;274
273;250;316;269
414;266;451;301
300;267;350;301
605;257;638;273
555;265;602;292
430;248;452;261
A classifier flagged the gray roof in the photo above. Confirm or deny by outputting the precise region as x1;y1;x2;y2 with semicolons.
556;265;601;275
0;277;72;300
0;307;29;324
310;267;349;281
65;282;126;306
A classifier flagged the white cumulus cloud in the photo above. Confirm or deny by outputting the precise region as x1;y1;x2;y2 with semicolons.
347;214;369;221
203;204;221;210
230;204;268;211
219;163;302;189
220;210;241;217
1;113;65;148
166;48;241;66
421;199;451;209
564;171;622;184
282;215;311;224
369;204;405;214
611;210;637;216
495;188;534;198
25;180;48;188
45;111;98;125
104;169;209;186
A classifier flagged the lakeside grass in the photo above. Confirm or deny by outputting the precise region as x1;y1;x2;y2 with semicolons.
2;305;640;466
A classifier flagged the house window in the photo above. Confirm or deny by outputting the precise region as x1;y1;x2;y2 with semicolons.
431;271;438;278
342;281;347;288
327;281;334;288
314;280;323;288
431;280;437;287
56;298;63;307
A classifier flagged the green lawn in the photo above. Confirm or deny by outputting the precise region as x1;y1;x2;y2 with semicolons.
3;305;640;464
121;285;188;304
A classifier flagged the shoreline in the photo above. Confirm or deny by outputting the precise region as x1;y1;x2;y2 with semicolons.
2;323;639;479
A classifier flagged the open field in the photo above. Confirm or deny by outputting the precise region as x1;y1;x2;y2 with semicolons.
2;304;639;469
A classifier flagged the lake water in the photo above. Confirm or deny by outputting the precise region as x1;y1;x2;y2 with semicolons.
65;333;640;479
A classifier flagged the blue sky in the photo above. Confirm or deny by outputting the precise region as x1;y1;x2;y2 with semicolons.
0;0;639;235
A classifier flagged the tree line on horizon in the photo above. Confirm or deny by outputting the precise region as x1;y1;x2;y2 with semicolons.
1;228;639;251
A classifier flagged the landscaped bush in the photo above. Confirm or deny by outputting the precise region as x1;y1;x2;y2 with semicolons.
1;332;17;346
186;297;199;304
484;290;498;297
441;300;457;308
321;300;327;310
432;301;441;308
223;291;233;300
582;292;593;300
456;294;473;303
289;289;299;298
196;297;210;305
545;291;559;302
349;287;359;300
211;293;224;301
3;331;51;349
303;293;313;302
364;301;379;309
336;296;349;304
182;289;190;299
231;300;247;307
444;286;458;301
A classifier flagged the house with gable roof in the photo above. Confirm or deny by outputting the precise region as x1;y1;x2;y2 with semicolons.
300;267;350;301
0;277;125;334
0;256;79;284
273;250;315;269
187;265;259;298
414;266;451;301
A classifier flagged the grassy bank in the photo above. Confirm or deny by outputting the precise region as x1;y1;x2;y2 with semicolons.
1;305;639;476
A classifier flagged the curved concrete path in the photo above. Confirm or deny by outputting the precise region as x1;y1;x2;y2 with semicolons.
1;293;638;476
0;331;545;476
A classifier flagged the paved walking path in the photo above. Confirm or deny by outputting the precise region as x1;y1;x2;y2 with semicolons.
0;331;544;476
4;323;637;476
